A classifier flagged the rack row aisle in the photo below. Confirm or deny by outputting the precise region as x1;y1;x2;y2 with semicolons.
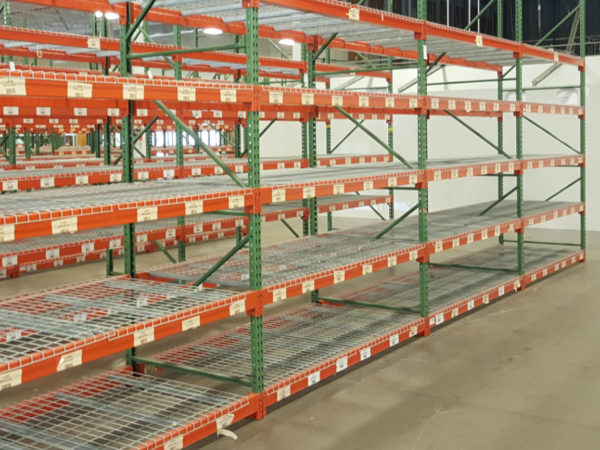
0;0;587;448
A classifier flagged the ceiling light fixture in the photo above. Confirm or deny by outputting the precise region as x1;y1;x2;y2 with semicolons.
94;11;104;18
104;11;119;21
203;27;223;35
278;38;295;46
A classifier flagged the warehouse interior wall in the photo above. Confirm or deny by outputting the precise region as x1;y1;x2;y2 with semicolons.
259;55;598;231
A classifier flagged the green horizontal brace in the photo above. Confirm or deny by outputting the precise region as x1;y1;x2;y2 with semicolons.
523;115;580;154
133;116;158;144
483;173;518;177
430;262;518;273
330;119;364;154
375;203;418;240
319;297;420;314
314;66;396;76
155;100;246;187
503;239;581;247
313;33;338;62
535;5;580;47
505;85;580;91
0;134;8;147
335;106;413;168
445;110;512;159
479;186;517;215
125;0;158;42
209;210;247;217
192;236;249;287
465;0;497;31
128;44;244;60
280;218;299;238
260;118;277;138
153;240;176;264
131;356;252;387
389;186;419;190
427;78;515;86
545;177;581;201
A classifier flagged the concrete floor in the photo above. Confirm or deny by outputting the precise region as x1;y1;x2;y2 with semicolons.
1;219;598;450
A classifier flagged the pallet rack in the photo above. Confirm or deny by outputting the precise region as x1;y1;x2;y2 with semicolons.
0;0;586;448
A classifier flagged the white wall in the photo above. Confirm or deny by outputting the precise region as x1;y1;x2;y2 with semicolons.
259;56;598;231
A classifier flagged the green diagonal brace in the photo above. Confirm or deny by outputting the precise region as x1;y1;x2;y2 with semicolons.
426;51;447;74
125;0;158;41
313;33;338;62
155;100;246;187
153;240;176;264
545;177;581;201
375;203;418;239
445;110;512;158
335;106;413;168
535;5;580;47
113;153;123;165
524;115;580;153
330;119;364;153
259;118;277;137
280;218;299;238
319;297;420;314
133;116;158;144
192;236;249;287
465;0;497;31
354;192;386;221
430;262;518;273
479;186;517;215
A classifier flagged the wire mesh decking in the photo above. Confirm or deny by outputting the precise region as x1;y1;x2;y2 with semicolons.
0;369;250;449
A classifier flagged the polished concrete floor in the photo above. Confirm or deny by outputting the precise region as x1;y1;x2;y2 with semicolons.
1;219;597;450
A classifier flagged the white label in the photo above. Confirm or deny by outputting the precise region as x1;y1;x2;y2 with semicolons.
554;52;559;62
2;180;18;191
108;108;120;117
303;186;316;198
220;89;237;103
75;175;89;185
333;270;345;284
333;184;344;195
348;7;360;20
360;347;371;361
514;280;521;290
388;255;397;267
163;436;184;450
464;100;472;112
52;217;77;234
307;371;320;386
483;293;490;304
475;34;483;46
431;98;440;109
466;167;474;177
299;280;315;294
277;385;292;401
435;313;444;325
137;206;158;222
87;36;101;49
389;334;399;346
467;300;475;311
359;96;370;107
498;286;505;296
109;239;121;250
479;101;486;111
409;250;418;261
163;169;175;179
451;169;458;179
178;87;196;102
82;242;94;254
165;228;176;239
36;107;51;116
229;300;245;316
448;99;456;110
452;308;459;318
216;414;234;431
181;316;200;331
435;241;443;253
68;81;92;98
452;238;460;248
3;106;18;115
336;356;349;372
269;91;283;104
481;166;488;175
272;189;286;203
0;78;26;96
386;97;395;108
123;84;144;100
331;95;343;106
137;171;149;180
388;177;397;187
185;200;203;215
467;233;474;244
133;327;155;346
57;350;83;372
510;103;516;112
362;264;373;275
301;93;314;105
229;196;244;208
0;369;22;391
45;248;60;259
409;326;418;338
433;171;442;181
273;288;286;303
74;108;87;117
481;229;488;240
54;259;64;267
531;273;537;282
409;98;418;108
363;180;374;190
494;225;501;237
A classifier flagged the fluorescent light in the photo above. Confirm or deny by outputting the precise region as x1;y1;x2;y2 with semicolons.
104;11;119;21
94;11;104;18
278;38;295;46
203;27;223;35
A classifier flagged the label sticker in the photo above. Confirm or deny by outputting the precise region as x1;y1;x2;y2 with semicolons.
302;279;315;294
165;228;176;239
431;98;440;109
123;84;144;100
2;180;18;191
185;200;203;215
229;300;246;316
137;206;158;222
452;238;460;248
272;288;286;303
163;436;184;450
362;264;373;275
178;87;196;102
409;250;418;261
363;180;374;190
464;100;472;112
269;91;283;104
451;169;459;178
498;286;505;296
74;107;87;117
409;326;418;338
108;108;120;117
452;308;459;318
82;242;94;254
333;184;345;195
68;81;92;98
220;88;237;103
448;99;456;110
409;98;418;108
348;7;360;20
483;294;490;304
360;347;371;361
3;106;18;115
388;177;397;187
334;270;345;284
435;313;444;325
331;95;343;106
109;239;121;250
467;299;475;310
182;316;200;331
475;34;483;46
277;385;292;401
57;350;83;372
388;255;397;267
272;189;286;203
36;107;51;116
389;334;400;346
75;175;89;185
0;78;26;96
301;93;314;105
52;217;77;234
303;186;316;198
133;327;155;346
308;371;320;386
336;356;349;372
0;369;22;391
435;241;443;253
467;233;474;244
386;97;395;108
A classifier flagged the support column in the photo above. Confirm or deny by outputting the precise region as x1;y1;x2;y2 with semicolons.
497;0;504;245
417;0;429;320
173;24;186;262
307;43;319;303
24;130;31;159
326;120;333;231
579;0;586;250
515;0;524;275
7;127;16;165
245;3;264;396
387;0;395;221
35;132;41;155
